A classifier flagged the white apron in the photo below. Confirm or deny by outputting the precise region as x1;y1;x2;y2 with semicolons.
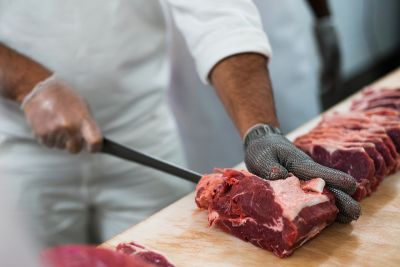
0;0;194;246
0;0;270;245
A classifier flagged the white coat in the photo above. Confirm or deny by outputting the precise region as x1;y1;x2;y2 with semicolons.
0;0;271;245
168;0;320;172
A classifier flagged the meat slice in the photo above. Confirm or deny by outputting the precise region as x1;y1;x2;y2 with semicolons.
116;242;175;267
320;112;400;153
298;128;397;175
368;117;400;152
195;169;338;258
42;245;154;267
359;87;400;100
294;127;399;193
354;98;400;111
363;107;400;117
295;138;375;200
351;87;400;111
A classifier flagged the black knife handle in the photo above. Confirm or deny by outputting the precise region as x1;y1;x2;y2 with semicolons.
101;138;201;184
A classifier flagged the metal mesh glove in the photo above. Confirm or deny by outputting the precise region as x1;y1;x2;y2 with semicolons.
22;75;103;154
244;124;361;223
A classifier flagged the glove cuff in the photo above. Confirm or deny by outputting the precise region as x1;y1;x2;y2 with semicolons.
20;74;57;110
244;124;282;147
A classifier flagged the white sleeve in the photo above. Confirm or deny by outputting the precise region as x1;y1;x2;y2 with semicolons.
164;0;272;84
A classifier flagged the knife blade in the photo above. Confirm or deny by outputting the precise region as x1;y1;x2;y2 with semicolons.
101;138;202;183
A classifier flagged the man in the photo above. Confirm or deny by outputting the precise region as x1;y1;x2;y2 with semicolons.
168;0;341;172
0;0;360;247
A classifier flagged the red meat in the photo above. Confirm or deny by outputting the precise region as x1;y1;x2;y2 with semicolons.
195;169;338;258
116;242;175;267
42;245;154;267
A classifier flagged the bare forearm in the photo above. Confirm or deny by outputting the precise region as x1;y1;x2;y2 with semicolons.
0;43;52;103
210;53;279;138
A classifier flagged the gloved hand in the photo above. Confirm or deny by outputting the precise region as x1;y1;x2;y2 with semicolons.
21;75;103;154
314;17;341;108
244;124;361;223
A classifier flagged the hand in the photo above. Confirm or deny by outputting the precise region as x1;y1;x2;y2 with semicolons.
22;76;103;154
244;124;361;223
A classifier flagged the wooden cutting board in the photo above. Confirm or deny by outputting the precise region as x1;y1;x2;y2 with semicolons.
101;68;400;267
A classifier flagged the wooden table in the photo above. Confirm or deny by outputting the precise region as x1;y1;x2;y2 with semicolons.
102;68;400;267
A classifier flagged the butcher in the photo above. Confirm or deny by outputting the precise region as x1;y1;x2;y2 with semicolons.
0;0;360;247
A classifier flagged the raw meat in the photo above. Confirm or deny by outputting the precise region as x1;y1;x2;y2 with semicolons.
195;169;338;258
294;87;400;201
301;127;398;175
42;245;154;267
351;87;400;111
295;137;375;200
117;242;175;267
293;122;400;199
320;111;400;153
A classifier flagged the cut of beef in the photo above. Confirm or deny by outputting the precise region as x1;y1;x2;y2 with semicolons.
294;138;375;200
320;111;400;153
363;107;400;117
354;98;400;110
297;128;396;176
351;87;400;111
319;111;400;156
294;124;400;195
326;127;396;173
116;242;175;267
195;169;338;258
294;87;400;201
42;245;154;267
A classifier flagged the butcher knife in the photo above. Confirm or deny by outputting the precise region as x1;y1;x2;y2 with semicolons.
101;138;202;183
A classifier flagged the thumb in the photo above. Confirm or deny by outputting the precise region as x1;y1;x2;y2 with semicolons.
81;118;103;153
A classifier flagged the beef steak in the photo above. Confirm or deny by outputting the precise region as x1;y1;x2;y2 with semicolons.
116;242;175;267
195;169;338;258
42;245;154;267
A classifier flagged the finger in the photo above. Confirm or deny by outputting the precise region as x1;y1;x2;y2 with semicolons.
66;136;84;154
81;119;103;153
44;133;57;148
291;160;357;195
335;213;355;224
245;159;288;180
265;163;288;180
55;132;68;149
329;187;361;222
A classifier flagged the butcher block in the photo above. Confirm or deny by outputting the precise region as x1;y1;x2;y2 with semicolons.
101;68;400;267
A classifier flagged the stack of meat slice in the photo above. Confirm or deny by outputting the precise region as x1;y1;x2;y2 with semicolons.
351;87;400;111
294;87;400;201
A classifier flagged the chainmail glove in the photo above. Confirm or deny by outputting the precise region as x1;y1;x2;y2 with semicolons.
244;124;361;223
